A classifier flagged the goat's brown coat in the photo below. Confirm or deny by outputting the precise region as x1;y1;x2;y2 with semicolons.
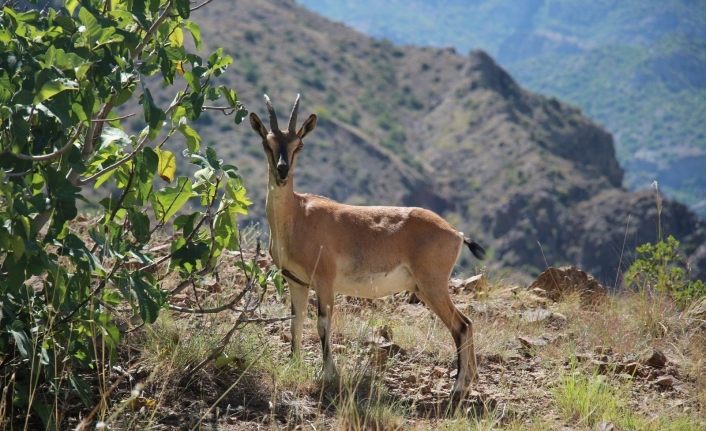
250;95;483;400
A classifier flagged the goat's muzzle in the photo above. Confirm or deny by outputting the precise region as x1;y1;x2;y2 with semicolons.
276;157;289;181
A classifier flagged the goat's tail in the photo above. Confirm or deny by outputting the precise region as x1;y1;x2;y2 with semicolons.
463;236;486;260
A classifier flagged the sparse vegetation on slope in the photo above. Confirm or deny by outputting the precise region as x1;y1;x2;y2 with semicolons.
43;250;706;429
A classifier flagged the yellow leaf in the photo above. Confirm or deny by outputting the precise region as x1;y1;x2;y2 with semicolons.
156;149;176;182
169;27;183;48
175;61;185;76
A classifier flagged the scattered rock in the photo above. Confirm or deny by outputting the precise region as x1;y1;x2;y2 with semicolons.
449;278;464;292
331;344;346;354
518;336;548;349
641;349;667;369
468;302;490;316
654;375;676;388
462;274;487;292
528;266;606;304
573;353;593;363
481;353;506;364
595;421;616;431
594;346;613;356
550;312;568;323
591;359;610;374
375;325;393;342
617;362;640;375
522;308;553;323
431;366;447;379
368;344;389;366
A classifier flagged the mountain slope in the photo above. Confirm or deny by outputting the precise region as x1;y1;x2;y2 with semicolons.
178;0;706;281
299;0;706;217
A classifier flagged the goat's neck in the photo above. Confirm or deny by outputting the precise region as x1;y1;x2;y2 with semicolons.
265;174;296;265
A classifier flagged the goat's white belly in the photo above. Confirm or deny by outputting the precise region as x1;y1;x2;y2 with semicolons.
335;266;416;299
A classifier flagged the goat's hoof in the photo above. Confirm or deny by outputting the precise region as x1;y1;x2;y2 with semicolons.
448;386;472;411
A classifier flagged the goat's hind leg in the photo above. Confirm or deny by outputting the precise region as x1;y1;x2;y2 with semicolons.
315;287;338;381
416;282;477;403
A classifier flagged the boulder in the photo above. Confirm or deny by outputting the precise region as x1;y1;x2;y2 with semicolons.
641;349;667;369
528;266;606;304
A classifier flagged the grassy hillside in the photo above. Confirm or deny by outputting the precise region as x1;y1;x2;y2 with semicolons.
166;0;706;282
54;251;706;429
299;0;706;217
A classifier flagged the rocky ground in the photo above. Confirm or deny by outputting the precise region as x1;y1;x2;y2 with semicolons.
73;255;706;430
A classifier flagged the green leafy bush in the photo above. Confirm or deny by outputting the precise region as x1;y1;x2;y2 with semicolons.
0;0;251;426
625;235;706;307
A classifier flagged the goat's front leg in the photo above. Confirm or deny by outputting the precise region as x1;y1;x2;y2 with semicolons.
316;287;337;381
288;280;308;358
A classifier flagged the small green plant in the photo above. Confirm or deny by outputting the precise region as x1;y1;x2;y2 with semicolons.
624;235;706;307
554;372;632;428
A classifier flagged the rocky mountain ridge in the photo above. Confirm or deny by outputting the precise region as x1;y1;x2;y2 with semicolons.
170;0;706;282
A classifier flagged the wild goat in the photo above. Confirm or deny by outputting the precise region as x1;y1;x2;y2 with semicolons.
249;95;486;401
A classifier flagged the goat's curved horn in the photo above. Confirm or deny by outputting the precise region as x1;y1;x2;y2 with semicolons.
288;93;300;133
264;94;279;132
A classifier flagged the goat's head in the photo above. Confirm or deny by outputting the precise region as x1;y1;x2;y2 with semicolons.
249;94;317;186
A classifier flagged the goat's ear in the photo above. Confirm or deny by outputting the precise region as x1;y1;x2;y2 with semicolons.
249;112;268;139
297;114;317;139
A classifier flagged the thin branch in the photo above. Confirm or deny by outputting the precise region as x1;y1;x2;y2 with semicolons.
108;164;135;223
90;112;136;122
240;316;293;324
167;291;244;314
78;136;147;185
138;180;222;273
202;105;235;115
169;266;211;294
189;311;245;374
7;124;84;161
84;102;114;157
78;86;188;186
190;0;216;12
3;168;32;178
55;256;126;327
133;2;174;57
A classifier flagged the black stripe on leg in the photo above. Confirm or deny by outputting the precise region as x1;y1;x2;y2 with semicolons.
317;301;331;360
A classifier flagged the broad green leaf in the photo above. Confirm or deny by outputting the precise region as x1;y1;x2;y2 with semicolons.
152;177;194;222
140;86;165;137
132;276;163;323
11;235;25;261
183;21;201;49
224;178;251;214
183;71;200;92
156;149;176;182
218;85;238;107
178;124;201;152
128;210;150;243
65;0;79;15
175;0;191;19
10;325;31;358
100;127;131;148
69;373;93;407
213;202;238;250
34;79;79;104
174;212;199;237
78;7;101;41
